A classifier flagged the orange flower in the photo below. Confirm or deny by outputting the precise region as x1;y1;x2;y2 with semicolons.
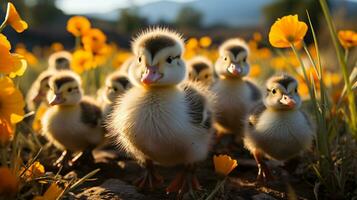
338;30;357;49
71;50;93;74
199;36;212;48
253;32;262;42
186;38;199;50
32;103;48;133
66;16;91;37
21;161;45;181
0;167;19;197
213;155;238;176
0;77;25;124
50;42;64;52
4;2;28;33
269;15;308;48
15;46;38;66
249;64;261;77
0;34;27;77
33;182;64;200
82;28;107;52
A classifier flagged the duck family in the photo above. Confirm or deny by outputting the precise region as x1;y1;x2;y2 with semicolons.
28;27;315;195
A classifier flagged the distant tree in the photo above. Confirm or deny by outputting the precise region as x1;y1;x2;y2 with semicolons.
174;6;203;29
30;0;63;26
117;8;148;34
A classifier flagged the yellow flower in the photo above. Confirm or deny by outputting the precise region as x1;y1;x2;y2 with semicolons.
82;28;107;52
21;161;45;181
186;38;199;50
338;30;357;49
15;46;38;66
249;64;261;77
0;118;14;144
269;15;308;48
33;182;64;200
0;167;19;197
253;32;262;42
0;34;27;77
213;155;238;176
0;77;25;124
199;36;212;48
50;42;64;52
66;16;91;37
112;51;132;68
4;2;28;33
71;50;93;74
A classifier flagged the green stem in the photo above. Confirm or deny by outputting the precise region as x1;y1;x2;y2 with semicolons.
0;21;6;33
75;36;81;50
205;177;227;200
344;48;349;66
318;0;357;135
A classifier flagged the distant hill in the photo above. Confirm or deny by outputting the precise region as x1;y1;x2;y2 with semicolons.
86;0;357;27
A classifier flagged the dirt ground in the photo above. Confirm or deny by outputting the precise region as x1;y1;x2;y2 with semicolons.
41;135;315;200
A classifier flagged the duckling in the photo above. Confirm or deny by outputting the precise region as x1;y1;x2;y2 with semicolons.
98;71;131;117
243;74;314;181
41;70;104;166
108;28;214;193
26;70;55;111
186;56;214;86
48;51;72;71
212;38;261;141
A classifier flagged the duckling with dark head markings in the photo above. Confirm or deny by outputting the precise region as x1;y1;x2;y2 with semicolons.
48;51;72;71
107;28;215;193
243;74;314;181
212;38;262;142
41;71;104;167
26;70;55;111
186;56;214;86
98;71;131;117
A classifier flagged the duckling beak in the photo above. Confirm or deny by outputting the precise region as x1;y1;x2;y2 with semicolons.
227;63;242;76
280;94;296;108
141;66;163;85
49;94;65;106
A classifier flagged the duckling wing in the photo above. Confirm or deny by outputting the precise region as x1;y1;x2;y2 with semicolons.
300;111;314;130
245;80;262;101
248;102;266;128
80;98;102;128
182;83;213;129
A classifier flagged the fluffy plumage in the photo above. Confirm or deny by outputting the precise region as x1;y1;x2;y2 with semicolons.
42;71;104;152
244;74;315;161
212;38;261;139
48;51;72;71
26;70;55;111
186;56;214;86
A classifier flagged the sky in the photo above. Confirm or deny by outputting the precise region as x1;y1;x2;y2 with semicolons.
56;0;357;14
55;0;194;14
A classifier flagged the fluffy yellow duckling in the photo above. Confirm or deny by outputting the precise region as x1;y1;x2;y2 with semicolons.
26;70;55;111
212;38;261;141
186;56;214;86
244;74;314;181
48;51;72;71
98;71;131;117
42;70;104;166
107;28;215;193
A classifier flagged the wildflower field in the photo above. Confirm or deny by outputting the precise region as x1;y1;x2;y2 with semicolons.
0;0;356;199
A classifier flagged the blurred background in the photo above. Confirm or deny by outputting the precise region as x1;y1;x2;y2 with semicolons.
1;0;356;49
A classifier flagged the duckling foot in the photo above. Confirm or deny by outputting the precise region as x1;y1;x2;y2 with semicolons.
134;161;163;190
253;150;274;182
166;166;202;195
53;150;71;168
69;149;95;167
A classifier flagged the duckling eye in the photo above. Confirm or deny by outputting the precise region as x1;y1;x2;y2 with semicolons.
138;57;142;63
67;88;72;92
243;57;247;62
113;87;118;92
272;89;277;94
204;74;209;79
224;57;227;61
166;56;173;64
295;88;298;93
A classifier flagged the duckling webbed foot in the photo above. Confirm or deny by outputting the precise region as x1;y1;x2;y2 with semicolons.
253;150;274;182
134;160;163;190
166;165;202;195
53;150;71;168
69;149;95;167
